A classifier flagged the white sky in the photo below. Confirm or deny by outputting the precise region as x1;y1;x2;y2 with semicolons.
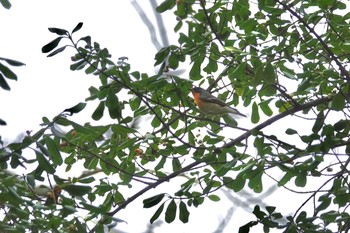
0;1;337;233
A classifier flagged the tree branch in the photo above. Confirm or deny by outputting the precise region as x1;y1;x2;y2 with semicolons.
274;0;350;81
89;159;205;232
218;96;331;151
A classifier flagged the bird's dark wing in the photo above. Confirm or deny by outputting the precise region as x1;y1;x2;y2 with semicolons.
199;91;228;107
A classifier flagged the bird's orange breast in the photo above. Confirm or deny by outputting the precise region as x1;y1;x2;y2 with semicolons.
191;91;202;107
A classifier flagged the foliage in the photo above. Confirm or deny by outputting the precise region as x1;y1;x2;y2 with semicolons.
1;0;350;232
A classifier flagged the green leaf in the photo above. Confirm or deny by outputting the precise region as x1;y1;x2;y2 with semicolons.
70;60;87;71
45;137;63;165
248;170;263;193
316;194;331;212
285;128;298;135
0;73;10;90
64;102;86;115
278;171;294;186
172;158;182;172
251;102;260;123
263;62;276;84
0;0;11;9
42;37;64;53
179;201;189;223
312;111;325;133
78;177;95;184
296;211;307;223
253;205;266;220
0;57;25;66
0;118;6;125
189;59;202;80
208;194;220;202
106;92;121;119
330;92;345;111
85;61;98;74
239;221;258;233
0;62;17;80
63;184;92;197
295;170;307;187
80;36;91;46
150;202;165;223
36;142;50;157
232;174;246;192
143;193;166;208
47;46;67;57
260;99;273;116
156;0;176;13
48;27;68;36
72;22;83;34
92;101;105;121
265;206;276;214
252;65;264;86
35;151;55;174
165;200;177;223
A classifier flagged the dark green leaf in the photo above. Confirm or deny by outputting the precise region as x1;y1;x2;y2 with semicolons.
70;60;87;71
106;92;121;119
316;194;331;212
260;99;273;116
0;0;11;9
64;102;86;115
285;128;298;135
92;101;105;121
232;174;246;192
45;137;63;165
263;62;276;84
72;22;83;34
48;27;68;36
80;36;92;46
330;92;345;111
156;0;176;13
165;200;177;223
252;65;264;86
251;102;260;123
266;206;276;214
278;171;294;186
36;142;50;157
150;203;165;224
174;20;183;32
47;46;67;57
143;193;166;208
189;59;202;80
0;62;17;80
312;111;325;133
172;158;182;172
35;151;55;174
0;118;6;125
179;201;189;223
0;73;10;90
296;211;307;223
78;177;95;184
63;184;92;197
208;195;220;202
0;57;25;66
239;221;258;233
295;170;307;187
253;205;266;219
42;37;64;53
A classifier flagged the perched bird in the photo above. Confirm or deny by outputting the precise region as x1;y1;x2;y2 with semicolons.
191;87;246;117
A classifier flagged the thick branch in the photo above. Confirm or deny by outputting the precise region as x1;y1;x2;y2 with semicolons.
218;96;331;151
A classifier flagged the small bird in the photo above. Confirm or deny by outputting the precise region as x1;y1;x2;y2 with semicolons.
191;87;246;117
